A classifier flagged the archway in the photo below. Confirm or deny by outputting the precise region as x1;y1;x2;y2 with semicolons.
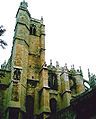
50;98;57;113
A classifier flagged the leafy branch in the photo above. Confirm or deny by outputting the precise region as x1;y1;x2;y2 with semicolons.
0;25;7;49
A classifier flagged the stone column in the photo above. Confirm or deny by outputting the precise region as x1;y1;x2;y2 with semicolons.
75;72;85;95
61;64;71;108
39;64;50;119
40;23;45;66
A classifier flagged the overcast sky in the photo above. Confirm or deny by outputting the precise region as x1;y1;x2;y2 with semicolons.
0;0;96;79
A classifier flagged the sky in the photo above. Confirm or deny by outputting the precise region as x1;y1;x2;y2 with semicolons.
0;0;96;79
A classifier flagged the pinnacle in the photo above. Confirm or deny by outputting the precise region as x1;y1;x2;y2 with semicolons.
20;0;28;8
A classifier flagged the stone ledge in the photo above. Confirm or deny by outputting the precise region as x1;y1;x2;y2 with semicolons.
49;90;58;95
61;90;71;96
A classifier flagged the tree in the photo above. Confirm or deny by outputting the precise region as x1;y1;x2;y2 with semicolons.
0;25;7;49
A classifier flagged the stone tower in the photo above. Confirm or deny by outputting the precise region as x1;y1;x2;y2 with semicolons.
8;0;47;118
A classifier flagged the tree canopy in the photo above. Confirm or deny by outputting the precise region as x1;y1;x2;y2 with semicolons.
0;25;7;49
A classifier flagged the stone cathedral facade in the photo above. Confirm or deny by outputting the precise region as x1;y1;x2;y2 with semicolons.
0;1;91;119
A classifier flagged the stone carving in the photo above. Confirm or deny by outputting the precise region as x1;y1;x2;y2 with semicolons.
11;83;19;101
48;72;58;90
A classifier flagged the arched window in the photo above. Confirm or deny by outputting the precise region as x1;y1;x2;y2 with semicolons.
30;24;36;35
50;98;57;113
30;26;32;35
33;27;36;35
48;72;58;90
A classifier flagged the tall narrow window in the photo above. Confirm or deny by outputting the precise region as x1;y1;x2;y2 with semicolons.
30;26;32;35
50;98;57;113
48;73;58;90
33;27;36;35
25;95;34;119
30;24;36;35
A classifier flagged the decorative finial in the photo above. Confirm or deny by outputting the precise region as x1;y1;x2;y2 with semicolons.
64;63;68;72
50;59;52;65
65;63;67;67
41;16;43;22
71;64;74;69
88;68;91;80
56;61;59;67
41;16;43;24
79;66;83;76
50;59;53;68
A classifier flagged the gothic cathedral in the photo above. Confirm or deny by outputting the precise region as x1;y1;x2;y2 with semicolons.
0;1;87;119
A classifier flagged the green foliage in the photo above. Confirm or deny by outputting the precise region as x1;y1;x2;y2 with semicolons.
0;25;7;49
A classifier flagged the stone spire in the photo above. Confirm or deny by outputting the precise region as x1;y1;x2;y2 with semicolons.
79;66;83;76
50;59;53;68
64;63;68;73
56;61;59;67
41;16;43;23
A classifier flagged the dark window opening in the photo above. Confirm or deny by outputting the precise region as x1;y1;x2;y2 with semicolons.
21;111;26;119
30;27;32;35
25;95;34;119
0;112;2;119
13;68;21;80
48;73;58;90
30;25;36;36
50;98;57;113
9;108;19;119
33;27;36;35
